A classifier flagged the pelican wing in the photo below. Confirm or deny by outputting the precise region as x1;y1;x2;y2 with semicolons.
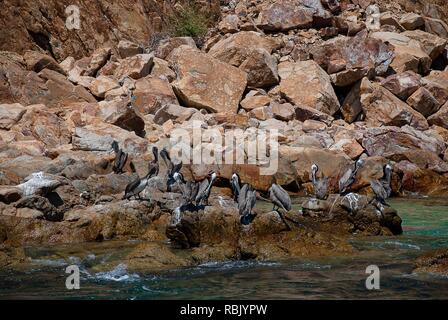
315;178;328;200
124;176;141;195
371;180;387;204
270;184;291;211
338;167;353;193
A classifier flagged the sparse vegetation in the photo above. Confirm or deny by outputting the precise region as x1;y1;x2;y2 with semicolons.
167;3;211;38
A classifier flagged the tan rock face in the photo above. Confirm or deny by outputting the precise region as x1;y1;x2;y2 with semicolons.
239;48;279;88
400;13;425;30
329;138;364;160
208;31;279;67
23;51;66;75
310;31;394;86
406;87;441;117
12;104;71;148
167;46;247;114
154;37;197;60
113;54;154;81
0;0;173;61
256;0;332;32
279;60;340;116
117;40;143;59
133;76;179;115
380;71;422;100
72;122;148;154
240;95;272;111
0;53;96;107
428;101;448;130
88;76;120;98
371;32;432;74
0;103;26;130
360;78;428;130
341;81;362;123
402;30;447;59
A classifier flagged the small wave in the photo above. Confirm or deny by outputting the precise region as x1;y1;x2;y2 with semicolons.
92;264;141;282
30;258;68;267
383;241;421;250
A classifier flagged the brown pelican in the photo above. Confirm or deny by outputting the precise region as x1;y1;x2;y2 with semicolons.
339;159;364;195
160;148;182;192
195;172;217;207
148;146;159;177
311;164;328;200
382;164;393;198
370;179;389;207
122;157;159;200
173;172;199;211
112;141;128;174
238;184;257;225
230;173;241;201
269;183;292;230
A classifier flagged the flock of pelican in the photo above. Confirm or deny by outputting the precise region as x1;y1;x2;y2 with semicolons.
113;141;393;226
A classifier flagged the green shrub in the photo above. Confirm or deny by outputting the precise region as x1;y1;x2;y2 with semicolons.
168;4;211;38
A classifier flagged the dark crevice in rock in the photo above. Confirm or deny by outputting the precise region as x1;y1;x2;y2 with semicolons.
27;30;56;60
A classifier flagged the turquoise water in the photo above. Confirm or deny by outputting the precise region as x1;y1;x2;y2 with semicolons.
1;198;448;299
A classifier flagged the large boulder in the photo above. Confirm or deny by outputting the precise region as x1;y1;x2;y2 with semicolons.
167;46;247;114
256;0;333;31
23;51;66;75
11;104;71;148
154;37;197;60
0;103;26;130
428;101;448;130
208;31;279;66
113;54;154;81
278;60;340;116
310;31;394;87
0;53;96;107
72;122;148;154
402;30;447;60
380;71;422;100
133;76;179;115
360;78;429;130
371;32;432;74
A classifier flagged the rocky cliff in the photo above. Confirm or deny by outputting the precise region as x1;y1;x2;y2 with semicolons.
0;0;447;268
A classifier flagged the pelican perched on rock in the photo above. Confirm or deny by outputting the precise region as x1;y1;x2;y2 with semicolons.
160;148;182;192
111;141;128;174
311;164;328;200
230;173;241;201
269;184;291;212
269;183;292;230
238;184;257;225
339;159;364;195
381;164;393;199
370;179;389;208
122;158;159;200
173;172;199;212
195;172;217;207
148;146;159;178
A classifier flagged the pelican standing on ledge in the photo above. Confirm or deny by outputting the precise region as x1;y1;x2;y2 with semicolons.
230;173;241;202
122;151;159;200
339;159;365;195
370;164;393;209
160;148;182;192
112;140;128;174
311;164;328;200
269;183;292;230
195;172;217;207
238;184;257;225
